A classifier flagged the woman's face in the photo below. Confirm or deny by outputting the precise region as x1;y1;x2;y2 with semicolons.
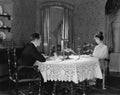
94;37;100;44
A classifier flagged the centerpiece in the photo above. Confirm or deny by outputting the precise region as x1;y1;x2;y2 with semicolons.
82;43;95;55
64;48;75;59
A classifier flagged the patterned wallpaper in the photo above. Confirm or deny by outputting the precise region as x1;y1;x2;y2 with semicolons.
36;0;106;51
12;0;36;47
73;0;106;50
11;0;106;49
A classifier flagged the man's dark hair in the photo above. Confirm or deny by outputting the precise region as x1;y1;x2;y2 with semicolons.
30;33;40;41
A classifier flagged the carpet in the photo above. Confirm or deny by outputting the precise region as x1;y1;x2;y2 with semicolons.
0;73;120;95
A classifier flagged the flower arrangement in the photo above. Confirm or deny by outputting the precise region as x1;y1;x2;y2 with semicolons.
81;43;95;55
64;48;75;59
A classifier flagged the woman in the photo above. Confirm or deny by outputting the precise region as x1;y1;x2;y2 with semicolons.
92;31;108;59
92;31;108;88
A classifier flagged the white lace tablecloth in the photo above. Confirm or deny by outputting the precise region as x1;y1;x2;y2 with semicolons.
36;55;102;84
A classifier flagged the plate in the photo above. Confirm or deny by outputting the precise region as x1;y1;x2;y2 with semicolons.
0;5;3;14
80;55;91;58
0;20;3;27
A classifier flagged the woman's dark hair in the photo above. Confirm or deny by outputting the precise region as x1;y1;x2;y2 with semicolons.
95;31;104;41
30;33;40;41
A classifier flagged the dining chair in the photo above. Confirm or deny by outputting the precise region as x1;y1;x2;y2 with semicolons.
99;58;109;90
8;48;42;95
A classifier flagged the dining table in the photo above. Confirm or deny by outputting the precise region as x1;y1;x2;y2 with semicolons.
35;55;103;95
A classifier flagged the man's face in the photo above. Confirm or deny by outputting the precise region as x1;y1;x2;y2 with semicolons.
36;38;41;47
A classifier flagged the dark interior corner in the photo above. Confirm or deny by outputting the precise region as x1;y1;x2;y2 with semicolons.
105;0;120;15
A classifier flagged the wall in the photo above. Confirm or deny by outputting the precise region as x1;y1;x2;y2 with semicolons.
12;0;36;47
36;0;106;51
11;0;106;49
73;0;106;48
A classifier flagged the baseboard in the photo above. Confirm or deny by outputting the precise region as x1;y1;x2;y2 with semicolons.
109;72;120;77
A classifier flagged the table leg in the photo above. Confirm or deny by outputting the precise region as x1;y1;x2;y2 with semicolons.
52;81;56;95
70;82;73;94
82;80;86;95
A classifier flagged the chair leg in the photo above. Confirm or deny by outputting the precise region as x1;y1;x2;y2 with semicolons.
102;69;106;90
52;82;57;95
9;80;13;95
9;80;18;95
15;82;19;95
38;80;41;95
28;82;33;94
70;82;73;95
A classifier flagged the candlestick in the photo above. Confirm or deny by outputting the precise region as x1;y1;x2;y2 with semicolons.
61;40;63;52
61;39;65;60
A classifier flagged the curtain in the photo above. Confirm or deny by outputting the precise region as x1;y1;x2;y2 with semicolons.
105;15;114;53
41;8;50;54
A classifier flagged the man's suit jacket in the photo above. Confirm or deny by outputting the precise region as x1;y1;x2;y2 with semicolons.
19;43;46;66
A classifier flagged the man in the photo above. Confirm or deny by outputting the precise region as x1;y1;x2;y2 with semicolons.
18;33;46;79
19;33;46;66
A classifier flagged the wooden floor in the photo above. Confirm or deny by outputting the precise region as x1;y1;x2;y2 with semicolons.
0;91;8;95
0;88;120;95
0;73;120;95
